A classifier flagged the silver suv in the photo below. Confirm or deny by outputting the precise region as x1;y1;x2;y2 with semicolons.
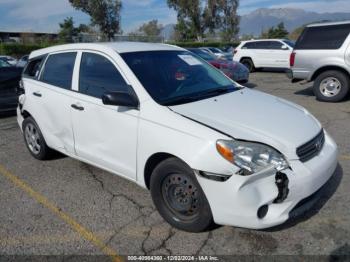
288;21;350;102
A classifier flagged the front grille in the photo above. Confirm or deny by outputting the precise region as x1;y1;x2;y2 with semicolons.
296;129;325;162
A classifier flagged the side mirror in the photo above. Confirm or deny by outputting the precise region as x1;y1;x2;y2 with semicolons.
102;91;139;109
281;45;289;50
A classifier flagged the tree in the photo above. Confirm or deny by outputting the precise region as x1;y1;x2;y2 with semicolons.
274;22;289;38
167;0;240;42
261;22;289;39
69;0;122;40
216;0;240;42
167;0;205;41
77;23;93;34
58;17;77;43
137;20;163;37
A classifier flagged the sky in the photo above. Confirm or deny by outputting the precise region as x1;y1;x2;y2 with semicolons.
0;0;350;33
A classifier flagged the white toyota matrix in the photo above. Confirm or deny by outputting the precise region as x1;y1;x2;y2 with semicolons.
17;42;338;232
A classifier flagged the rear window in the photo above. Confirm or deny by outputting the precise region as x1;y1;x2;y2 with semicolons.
295;24;350;50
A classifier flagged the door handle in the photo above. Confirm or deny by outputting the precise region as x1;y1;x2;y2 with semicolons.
71;104;84;111
33;92;42;97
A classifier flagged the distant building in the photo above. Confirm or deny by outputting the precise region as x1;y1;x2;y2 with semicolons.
0;30;58;43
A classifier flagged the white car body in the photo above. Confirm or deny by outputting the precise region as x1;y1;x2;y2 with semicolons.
17;42;338;229
233;39;294;69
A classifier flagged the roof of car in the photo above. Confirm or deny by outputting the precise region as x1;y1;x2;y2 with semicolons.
240;39;286;43
307;20;350;27
30;42;184;59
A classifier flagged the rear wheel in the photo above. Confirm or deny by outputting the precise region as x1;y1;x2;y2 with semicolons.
22;117;53;160
313;70;350;102
240;58;255;72
150;157;214;232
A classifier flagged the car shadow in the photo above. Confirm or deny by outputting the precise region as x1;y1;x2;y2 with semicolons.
0;110;17;119
243;82;257;88
330;243;350;257
294;85;314;97
256;68;288;73
263;163;343;232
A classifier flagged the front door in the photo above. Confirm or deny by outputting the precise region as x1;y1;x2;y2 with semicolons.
70;51;139;180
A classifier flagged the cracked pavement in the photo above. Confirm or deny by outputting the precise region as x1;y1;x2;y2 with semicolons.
0;71;349;256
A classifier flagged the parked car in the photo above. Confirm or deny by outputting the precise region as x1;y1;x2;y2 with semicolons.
0;55;18;66
288;21;350;102
16;55;29;68
200;47;233;61
188;48;249;83
18;42;338;232
0;60;22;113
233;39;294;72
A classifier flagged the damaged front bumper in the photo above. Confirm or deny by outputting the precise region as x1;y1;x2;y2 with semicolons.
195;132;338;229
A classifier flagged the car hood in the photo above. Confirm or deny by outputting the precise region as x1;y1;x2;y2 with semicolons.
169;88;321;159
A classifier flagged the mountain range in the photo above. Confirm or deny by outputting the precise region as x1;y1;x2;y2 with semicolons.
240;8;350;36
161;7;350;39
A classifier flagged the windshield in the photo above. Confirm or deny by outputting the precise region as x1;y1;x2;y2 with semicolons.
188;49;216;61
121;51;238;106
283;40;295;48
209;47;223;53
0;59;11;68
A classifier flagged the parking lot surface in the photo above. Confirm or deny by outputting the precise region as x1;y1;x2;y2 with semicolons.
0;71;349;257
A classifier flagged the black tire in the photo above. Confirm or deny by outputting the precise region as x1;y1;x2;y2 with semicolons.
150;157;214;232
240;58;255;72
313;70;350;102
22;117;53;160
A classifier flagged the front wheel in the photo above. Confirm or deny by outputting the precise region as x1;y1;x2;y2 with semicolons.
150;158;214;232
313;70;350;102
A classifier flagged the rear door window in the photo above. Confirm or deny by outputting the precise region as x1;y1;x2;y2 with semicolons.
40;52;77;90
255;41;270;49
267;41;284;49
295;24;350;50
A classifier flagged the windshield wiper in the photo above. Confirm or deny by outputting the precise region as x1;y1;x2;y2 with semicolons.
195;86;236;98
162;96;199;106
162;86;236;106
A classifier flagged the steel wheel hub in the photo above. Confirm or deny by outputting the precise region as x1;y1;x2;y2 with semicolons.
162;173;200;219
320;77;341;97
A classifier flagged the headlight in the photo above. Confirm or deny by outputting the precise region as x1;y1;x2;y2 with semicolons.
216;140;288;175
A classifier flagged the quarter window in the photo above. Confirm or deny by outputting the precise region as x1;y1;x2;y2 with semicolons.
79;53;129;99
23;56;45;79
295;24;350;50
41;52;77;89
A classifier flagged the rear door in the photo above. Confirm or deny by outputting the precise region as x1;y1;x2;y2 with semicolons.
70;51;139;180
32;52;77;153
267;41;291;68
